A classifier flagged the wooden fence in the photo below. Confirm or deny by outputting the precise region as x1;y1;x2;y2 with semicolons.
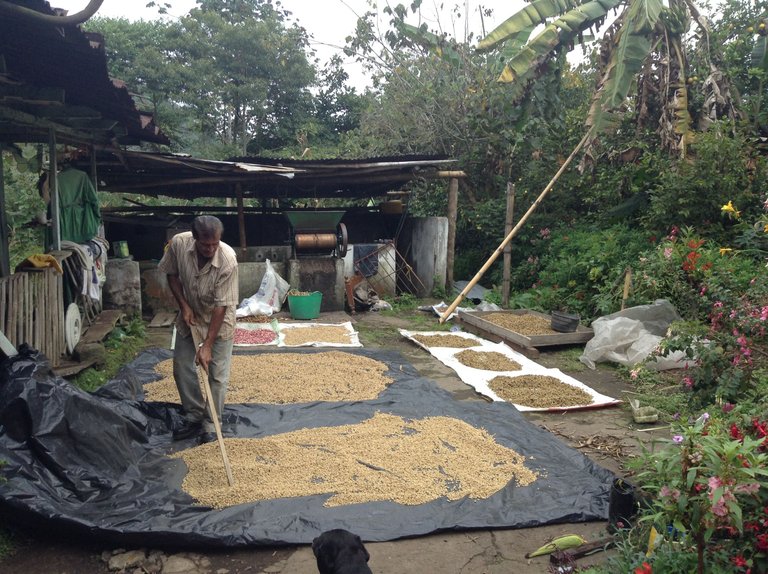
0;268;65;367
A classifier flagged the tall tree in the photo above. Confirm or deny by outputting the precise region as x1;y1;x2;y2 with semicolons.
168;0;316;156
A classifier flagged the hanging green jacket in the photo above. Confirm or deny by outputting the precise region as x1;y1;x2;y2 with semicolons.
57;168;101;243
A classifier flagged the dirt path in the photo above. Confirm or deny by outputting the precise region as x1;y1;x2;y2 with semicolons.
0;310;665;574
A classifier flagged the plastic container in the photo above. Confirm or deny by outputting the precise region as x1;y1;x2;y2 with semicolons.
288;291;322;320
608;478;638;531
550;310;580;332
112;240;129;258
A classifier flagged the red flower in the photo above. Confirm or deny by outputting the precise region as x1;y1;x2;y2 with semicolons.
757;533;768;551
731;423;744;440
634;561;653;574
687;239;705;249
732;555;748;568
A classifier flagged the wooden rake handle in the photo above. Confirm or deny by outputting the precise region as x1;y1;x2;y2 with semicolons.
191;327;235;487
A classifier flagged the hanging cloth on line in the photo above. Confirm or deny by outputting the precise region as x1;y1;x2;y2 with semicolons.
57;168;101;244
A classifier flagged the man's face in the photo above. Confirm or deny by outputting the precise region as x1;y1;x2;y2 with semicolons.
195;232;220;260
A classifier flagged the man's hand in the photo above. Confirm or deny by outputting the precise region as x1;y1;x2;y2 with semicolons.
195;341;213;373
181;305;197;327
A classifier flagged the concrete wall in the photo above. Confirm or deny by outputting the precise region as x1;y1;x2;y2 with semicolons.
140;259;297;317
406;217;448;296
287;258;345;311
104;258;142;317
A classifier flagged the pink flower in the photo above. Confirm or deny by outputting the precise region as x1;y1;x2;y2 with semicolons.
722;403;735;413
660;485;681;501
682;376;694;389
663;247;673;259
709;476;723;490
630;369;639;380
711;498;729;516
672;435;684;444
735;483;760;495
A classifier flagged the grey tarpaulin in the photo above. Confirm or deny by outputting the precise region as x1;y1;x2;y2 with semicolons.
0;345;614;548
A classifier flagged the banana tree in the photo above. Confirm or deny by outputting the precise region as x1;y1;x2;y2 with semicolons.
439;0;738;321
478;0;736;158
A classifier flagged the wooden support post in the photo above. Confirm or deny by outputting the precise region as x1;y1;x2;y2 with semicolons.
236;184;247;253
446;177;458;290
621;267;632;310
501;182;516;308
49;129;61;250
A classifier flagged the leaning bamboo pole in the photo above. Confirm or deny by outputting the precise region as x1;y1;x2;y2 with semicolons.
439;133;589;323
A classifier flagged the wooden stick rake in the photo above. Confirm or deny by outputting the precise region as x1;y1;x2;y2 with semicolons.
191;326;235;487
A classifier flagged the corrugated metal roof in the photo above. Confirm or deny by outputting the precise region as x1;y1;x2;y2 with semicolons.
74;150;461;199
0;0;169;145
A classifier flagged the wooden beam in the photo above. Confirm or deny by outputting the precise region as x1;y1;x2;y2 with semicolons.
0;105;106;143
49;129;61;250
446;177;458;289
236;183;247;251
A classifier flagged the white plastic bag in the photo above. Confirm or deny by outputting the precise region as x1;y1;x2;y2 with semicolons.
236;259;289;316
579;299;693;370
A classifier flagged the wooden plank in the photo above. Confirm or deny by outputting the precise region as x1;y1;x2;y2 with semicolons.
54;269;64;365
80;309;125;344
23;272;30;345
16;275;23;345
31;274;39;350
458;309;593;349
0;329;17;358
149;311;178;328
0;278;6;339
7;274;16;347
51;357;98;378
458;319;540;358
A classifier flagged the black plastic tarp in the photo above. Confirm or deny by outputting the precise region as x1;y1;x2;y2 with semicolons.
0;346;614;547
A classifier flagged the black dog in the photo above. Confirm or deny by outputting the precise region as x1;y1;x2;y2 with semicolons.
312;528;373;574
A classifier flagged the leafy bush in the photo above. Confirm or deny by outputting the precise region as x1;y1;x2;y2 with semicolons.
628;412;768;574
640;129;766;240
512;223;652;320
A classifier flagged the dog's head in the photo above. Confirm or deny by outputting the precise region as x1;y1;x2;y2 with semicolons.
312;529;371;574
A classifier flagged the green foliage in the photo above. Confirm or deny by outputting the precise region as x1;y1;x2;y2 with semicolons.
512;223;651;320
86;2;365;159
386;292;419;312
430;276;448;300
640;129;766;238
630;414;768;573
0;523;17;562
70;318;147;392
2;150;45;270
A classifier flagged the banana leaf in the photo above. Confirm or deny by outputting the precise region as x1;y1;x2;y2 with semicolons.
478;0;582;50
478;0;621;51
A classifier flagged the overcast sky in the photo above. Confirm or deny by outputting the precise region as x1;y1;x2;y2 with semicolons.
52;0;528;90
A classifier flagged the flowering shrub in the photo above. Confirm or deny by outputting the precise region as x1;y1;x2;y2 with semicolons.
634;413;768;573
